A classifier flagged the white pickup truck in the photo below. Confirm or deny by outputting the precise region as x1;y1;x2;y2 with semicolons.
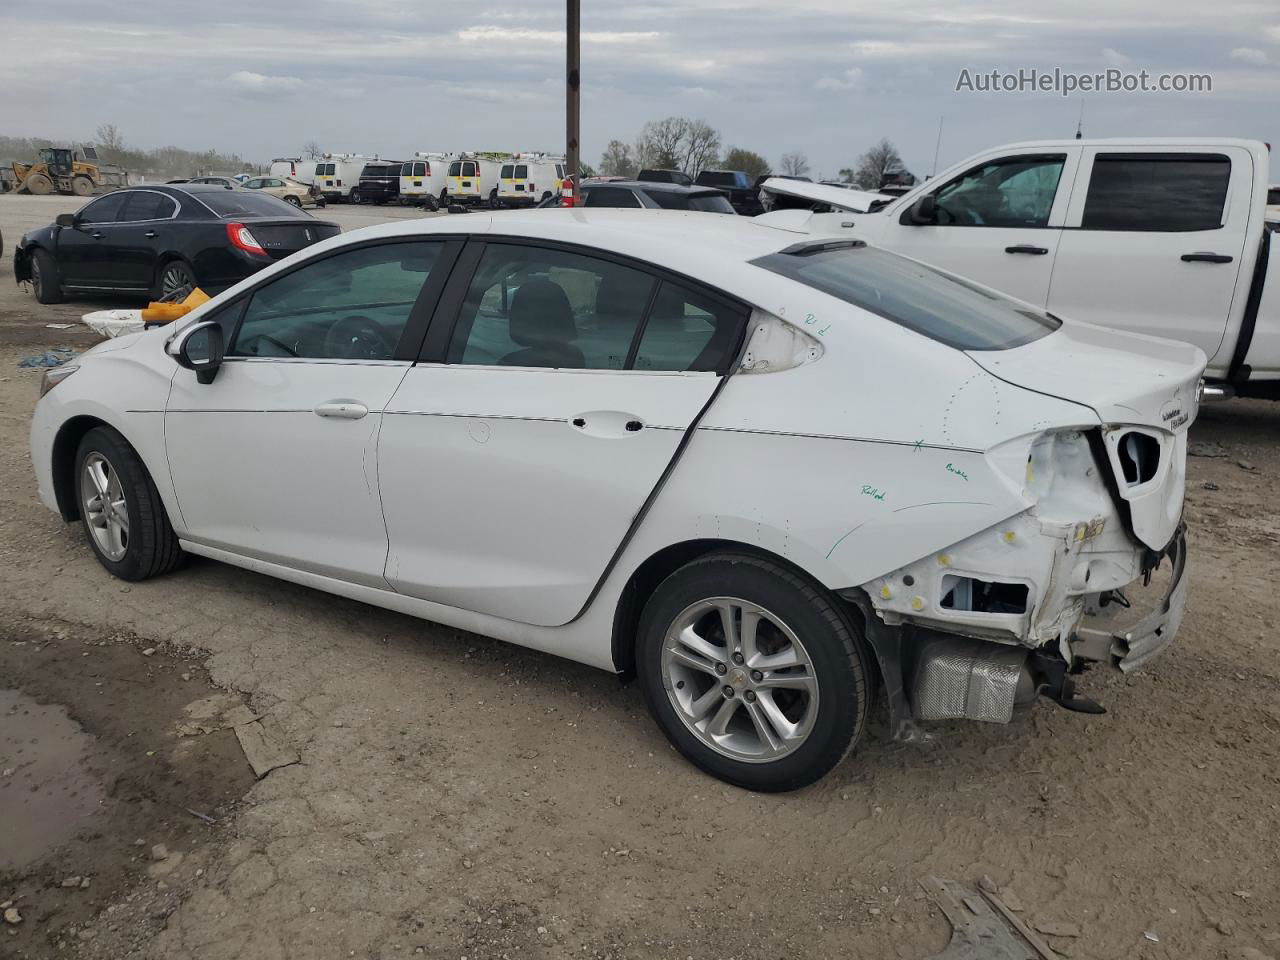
763;139;1279;398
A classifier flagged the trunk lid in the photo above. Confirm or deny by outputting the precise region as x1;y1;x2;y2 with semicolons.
242;218;341;261
968;320;1207;551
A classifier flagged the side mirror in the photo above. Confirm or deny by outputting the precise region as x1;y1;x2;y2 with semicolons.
55;213;80;229
169;320;225;385
905;194;937;225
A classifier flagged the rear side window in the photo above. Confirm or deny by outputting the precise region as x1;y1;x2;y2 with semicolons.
230;242;442;360
751;243;1060;351
584;187;642;208
633;282;743;372
120;191;176;221
1081;154;1231;232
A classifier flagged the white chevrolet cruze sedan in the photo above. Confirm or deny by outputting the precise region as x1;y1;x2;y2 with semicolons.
31;209;1203;791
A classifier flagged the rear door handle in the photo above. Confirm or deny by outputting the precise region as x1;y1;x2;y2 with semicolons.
144;231;158;239
91;232;104;239
313;401;368;420
1180;252;1233;264
1004;244;1049;255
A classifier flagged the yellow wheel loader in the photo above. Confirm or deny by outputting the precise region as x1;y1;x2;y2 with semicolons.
9;146;128;196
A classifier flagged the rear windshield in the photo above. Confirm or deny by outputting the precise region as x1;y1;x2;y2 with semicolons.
198;191;307;219
1268;187;1280;206
698;172;739;187
647;189;735;214
360;164;394;177
501;164;514;178
752;243;1060;351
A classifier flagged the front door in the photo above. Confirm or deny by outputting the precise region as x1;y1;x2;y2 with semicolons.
57;192;129;288
378;240;749;627
165;238;457;586
884;150;1080;306
1047;147;1253;366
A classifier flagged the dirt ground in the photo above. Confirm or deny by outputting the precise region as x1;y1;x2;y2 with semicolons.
1;193;1278;960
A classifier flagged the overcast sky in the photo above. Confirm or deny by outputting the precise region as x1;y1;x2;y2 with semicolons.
2;0;1277;177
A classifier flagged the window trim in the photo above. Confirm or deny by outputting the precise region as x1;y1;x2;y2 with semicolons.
1074;151;1232;234
219;236;465;363
897;152;1069;229
119;189;180;223
416;236;751;376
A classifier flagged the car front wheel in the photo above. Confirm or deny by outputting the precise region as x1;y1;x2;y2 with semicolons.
31;248;65;304
637;553;869;792
74;426;183;581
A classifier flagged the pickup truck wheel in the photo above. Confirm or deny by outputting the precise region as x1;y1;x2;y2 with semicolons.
74;426;183;581
348;188;362;204
636;553;869;792
489;190;500;209
424;195;440;212
31;248;65;304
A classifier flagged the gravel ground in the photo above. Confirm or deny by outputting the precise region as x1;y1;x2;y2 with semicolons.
1;193;1278;960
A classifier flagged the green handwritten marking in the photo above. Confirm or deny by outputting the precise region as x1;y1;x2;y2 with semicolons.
945;463;969;481
913;439;924;452
861;484;886;502
817;323;831;337
804;312;817;325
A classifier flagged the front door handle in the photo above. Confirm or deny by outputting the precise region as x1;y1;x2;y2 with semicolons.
144;231;158;239
91;232;104;239
1180;252;1233;264
313;401;368;420
1005;244;1049;255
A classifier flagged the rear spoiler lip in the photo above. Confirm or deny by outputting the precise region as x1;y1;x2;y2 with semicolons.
758;177;900;214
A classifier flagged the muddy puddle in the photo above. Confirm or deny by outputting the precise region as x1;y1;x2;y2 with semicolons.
1;689;103;870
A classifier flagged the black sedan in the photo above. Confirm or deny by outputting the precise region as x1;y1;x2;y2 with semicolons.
14;184;341;304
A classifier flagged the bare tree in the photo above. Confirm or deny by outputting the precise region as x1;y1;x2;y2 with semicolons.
779;151;810;177
722;147;770;181
854;138;907;190
599;139;637;178
837;167;856;183
95;123;125;160
634;117;721;177
302;140;323;159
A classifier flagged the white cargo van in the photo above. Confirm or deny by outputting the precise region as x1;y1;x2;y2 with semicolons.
400;152;452;209
446;153;505;207
497;153;566;207
269;158;313;185
313;154;370;203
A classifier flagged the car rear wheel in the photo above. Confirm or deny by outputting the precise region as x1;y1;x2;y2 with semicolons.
155;260;196;301
284;195;302;207
74;426;183;581
30;248;65;304
637;553;869;792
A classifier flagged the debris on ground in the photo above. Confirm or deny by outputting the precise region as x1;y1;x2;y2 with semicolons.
17;347;77;368
234;718;299;778
919;875;1059;959
1189;440;1229;457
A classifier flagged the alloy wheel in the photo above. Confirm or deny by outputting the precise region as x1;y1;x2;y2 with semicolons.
82;452;130;561
161;263;193;299
660;597;819;763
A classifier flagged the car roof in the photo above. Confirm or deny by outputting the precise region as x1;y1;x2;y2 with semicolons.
584;180;720;195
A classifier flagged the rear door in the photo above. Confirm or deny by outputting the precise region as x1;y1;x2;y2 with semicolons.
378;240;749;626
883;150;1080;306
1048;147;1253;365
112;189;178;290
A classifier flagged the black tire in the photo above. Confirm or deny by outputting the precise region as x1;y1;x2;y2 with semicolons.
317;199;326;208
425;195;440;212
636;553;869;792
74;426;183;581
31;248;65;304
284;195;302;207
489;190;500;209
154;259;196;301
348;188;362;204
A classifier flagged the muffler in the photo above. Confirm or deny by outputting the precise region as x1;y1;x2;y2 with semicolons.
910;635;1035;724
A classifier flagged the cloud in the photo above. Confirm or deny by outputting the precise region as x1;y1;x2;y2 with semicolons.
1229;47;1270;65
815;67;864;90
1101;47;1130;66
457;25;659;44
226;70;303;93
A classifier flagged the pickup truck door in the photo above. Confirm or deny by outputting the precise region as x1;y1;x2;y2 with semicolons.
878;148;1081;306
1047;146;1254;368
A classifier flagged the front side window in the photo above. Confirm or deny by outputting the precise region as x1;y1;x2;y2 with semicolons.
928;155;1065;227
1081;154;1230;231
584;187;642;209
752;242;1060;351
230;242;441;360
77;193;128;223
447;244;656;369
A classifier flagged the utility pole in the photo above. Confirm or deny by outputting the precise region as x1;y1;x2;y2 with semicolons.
566;0;581;183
